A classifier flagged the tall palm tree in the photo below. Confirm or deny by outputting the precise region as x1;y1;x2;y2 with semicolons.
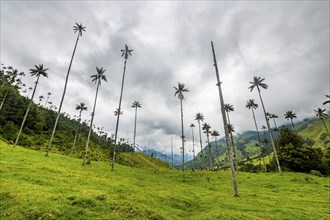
202;122;213;169
70;102;87;156
224;103;236;164
174;82;189;181
44;92;52;108
314;108;329;136
211;41;238;196
131;101;142;150
245;99;267;172
270;113;279;132
112;44;133;171
46;22;86;156
284;111;297;133
14;64;49;147
190;123;196;168
249;76;282;174
194;113;204;152
82;67;107;165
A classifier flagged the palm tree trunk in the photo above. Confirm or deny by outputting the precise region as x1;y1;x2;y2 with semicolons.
83;81;100;165
46;33;80;156
290;119;296;133
180;98;185;181
257;88;282;174
211;41;238;196
70;110;82;156
229;132;238;171
198;120;203;152
251;108;267;172
0;90;8;111
112;58;128;171
321;118;330;136
14;75;40;147
191;127;196;169
133;106;137;148
206;134;213;169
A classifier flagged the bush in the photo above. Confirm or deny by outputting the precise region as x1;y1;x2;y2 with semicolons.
310;170;322;177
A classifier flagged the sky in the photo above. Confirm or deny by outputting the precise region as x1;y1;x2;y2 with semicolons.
1;1;329;155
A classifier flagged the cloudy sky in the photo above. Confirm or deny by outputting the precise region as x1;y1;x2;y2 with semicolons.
1;1;329;154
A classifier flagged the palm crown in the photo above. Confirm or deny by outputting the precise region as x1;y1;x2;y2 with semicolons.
121;44;133;59
131;101;142;108
76;102;87;111
202;123;211;134
211;130;219;137
30;64;49;78
91;67;107;85
245;99;258;109
190;123;195;128
314;108;328;119
248;76;268;92
284;111;297;120
174;83;189;100
73;23;86;36
224;103;234;112
195;113;204;121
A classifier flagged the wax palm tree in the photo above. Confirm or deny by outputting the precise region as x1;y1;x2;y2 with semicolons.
284;111;297;133
194;113;204;152
14;64;48;147
202;123;213;169
323;95;330;105
0;67;20;111
112;44;133;171
114;108;123;116
38;95;44;106
211;41;238;196
314;108;329;136
46;22;86;156
132;101;142;149
190;123;196;167
70;102;87;156
224;103;237;165
174;82;189;181
249;76;281;174
44;92;52;108
270;113;279;132
224;103;234;121
82;67;107;165
245;99;266;172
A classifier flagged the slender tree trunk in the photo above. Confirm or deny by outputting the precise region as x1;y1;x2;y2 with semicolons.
257;88;282;174
133;106;137;148
321;118;330;136
14;76;40;147
112;58;128;171
211;41;238;196
180;98;185;181
0;90;8;111
206;134;213;169
229;132;238;171
251;108;267;172
191;126;196;169
70;110;82;156
83;81;100;165
198;120;203;152
290;119;296;133
46;34;80;156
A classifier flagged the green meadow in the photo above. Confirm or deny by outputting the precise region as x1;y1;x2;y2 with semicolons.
1;140;329;220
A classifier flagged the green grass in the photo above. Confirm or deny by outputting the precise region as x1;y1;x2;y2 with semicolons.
1;141;330;219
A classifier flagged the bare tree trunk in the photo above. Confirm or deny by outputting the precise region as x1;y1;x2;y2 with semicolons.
70;110;82;156
291;119;296;133
133;106;138;148
211;41;238;196
14;76;40;147
321;118;330;136
83;81;100;165
0;90;8;111
191;126;196;169
112;58;128;171
198;120;203;151
206;134;213;169
180;98;185;181
46;33;80;156
257;88;282;174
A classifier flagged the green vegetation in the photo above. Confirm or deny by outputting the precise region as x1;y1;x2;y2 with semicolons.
1;140;329;219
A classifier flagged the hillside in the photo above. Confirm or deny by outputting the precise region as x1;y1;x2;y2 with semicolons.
1;141;330;219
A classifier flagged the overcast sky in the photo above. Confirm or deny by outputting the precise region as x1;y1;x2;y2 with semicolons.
1;1;329;154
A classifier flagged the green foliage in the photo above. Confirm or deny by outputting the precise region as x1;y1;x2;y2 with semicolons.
1;141;329;219
274;128;324;173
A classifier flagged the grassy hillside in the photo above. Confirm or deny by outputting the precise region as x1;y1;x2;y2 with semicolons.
1;141;329;219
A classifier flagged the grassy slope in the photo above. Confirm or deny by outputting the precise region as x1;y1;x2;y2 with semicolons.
297;118;330;148
1;141;329;220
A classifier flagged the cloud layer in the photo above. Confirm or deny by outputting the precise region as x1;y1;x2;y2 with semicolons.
1;1;329;154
